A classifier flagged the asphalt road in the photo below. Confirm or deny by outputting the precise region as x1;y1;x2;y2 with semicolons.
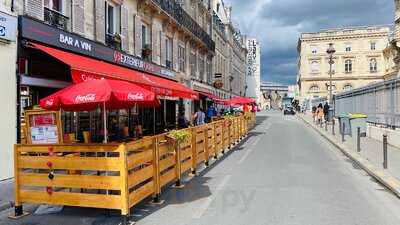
2;110;400;225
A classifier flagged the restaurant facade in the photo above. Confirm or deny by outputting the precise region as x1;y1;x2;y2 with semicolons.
0;0;253;180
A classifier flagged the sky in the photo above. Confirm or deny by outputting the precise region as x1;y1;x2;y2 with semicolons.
225;0;395;85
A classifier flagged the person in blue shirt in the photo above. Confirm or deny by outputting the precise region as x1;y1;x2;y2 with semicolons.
207;104;217;123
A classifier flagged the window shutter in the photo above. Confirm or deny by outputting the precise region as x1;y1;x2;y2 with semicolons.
160;32;166;66
25;0;44;20
173;36;178;71
134;15;142;57
121;6;129;52
72;0;85;35
152;24;159;63
95;0;105;43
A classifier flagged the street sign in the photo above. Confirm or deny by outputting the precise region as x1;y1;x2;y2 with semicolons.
0;11;17;42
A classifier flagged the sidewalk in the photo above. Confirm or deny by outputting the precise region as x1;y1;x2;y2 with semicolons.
299;113;400;198
0;178;14;211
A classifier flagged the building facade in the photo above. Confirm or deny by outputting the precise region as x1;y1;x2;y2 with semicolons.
297;26;390;103
0;0;216;179
212;0;247;98
246;38;261;104
0;2;17;180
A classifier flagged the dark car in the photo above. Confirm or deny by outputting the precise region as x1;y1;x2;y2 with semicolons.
283;106;296;115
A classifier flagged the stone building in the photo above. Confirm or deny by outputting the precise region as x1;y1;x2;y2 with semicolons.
297;26;390;102
212;0;247;98
246;38;261;104
0;2;18;180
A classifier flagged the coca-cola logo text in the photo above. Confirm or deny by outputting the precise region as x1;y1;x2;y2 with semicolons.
75;94;96;103
127;93;144;100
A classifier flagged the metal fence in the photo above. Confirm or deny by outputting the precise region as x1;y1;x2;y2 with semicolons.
334;78;400;128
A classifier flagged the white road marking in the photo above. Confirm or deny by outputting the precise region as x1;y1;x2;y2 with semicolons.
237;147;254;164
192;174;232;219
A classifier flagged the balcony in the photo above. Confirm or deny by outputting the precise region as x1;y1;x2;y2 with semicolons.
150;0;215;52
106;33;122;50
44;7;69;31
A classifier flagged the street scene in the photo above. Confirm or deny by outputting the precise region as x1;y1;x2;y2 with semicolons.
0;0;400;225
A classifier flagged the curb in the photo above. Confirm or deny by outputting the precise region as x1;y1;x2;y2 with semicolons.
298;115;400;199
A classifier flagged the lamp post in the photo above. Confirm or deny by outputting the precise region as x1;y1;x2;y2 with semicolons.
326;43;336;105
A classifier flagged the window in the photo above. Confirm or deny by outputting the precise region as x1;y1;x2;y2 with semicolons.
190;51;197;77
370;58;377;72
345;59;352;73
206;59;212;83
309;85;320;93
44;0;62;12
178;45;186;72
311;61;319;73
141;24;150;48
345;43;352;52
199;56;205;81
165;37;173;69
371;42;376;50
343;84;353;91
311;45;317;54
105;2;120;35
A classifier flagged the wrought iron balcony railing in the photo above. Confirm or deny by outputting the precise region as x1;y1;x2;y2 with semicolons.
43;7;68;31
106;33;122;50
151;0;215;52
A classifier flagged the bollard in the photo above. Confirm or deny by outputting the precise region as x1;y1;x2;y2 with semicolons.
325;121;327;131
357;127;361;152
332;119;335;136
341;123;345;142
383;134;388;169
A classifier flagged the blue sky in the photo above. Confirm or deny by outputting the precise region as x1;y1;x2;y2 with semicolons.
225;0;395;85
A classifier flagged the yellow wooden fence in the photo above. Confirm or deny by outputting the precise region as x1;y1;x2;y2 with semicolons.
12;113;256;222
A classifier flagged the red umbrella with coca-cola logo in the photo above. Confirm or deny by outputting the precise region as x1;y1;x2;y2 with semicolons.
40;79;159;142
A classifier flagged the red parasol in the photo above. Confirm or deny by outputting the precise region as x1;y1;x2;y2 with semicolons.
40;79;159;111
224;97;256;106
39;79;159;143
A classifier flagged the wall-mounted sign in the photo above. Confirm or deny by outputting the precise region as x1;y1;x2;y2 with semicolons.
0;11;17;42
19;16;176;80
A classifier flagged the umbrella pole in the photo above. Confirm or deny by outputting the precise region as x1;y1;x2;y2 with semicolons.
103;102;108;143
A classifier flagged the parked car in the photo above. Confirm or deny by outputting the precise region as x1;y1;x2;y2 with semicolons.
283;106;296;115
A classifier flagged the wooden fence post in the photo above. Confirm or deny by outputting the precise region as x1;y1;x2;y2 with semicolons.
10;145;28;219
191;127;197;175
174;139;183;188
204;126;209;167
152;137;162;204
119;144;130;222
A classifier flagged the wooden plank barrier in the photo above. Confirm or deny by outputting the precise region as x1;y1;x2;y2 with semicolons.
12;114;256;224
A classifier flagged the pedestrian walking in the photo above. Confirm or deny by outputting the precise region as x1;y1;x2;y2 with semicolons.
207;104;217;123
323;102;330;123
192;107;205;126
312;105;317;122
316;103;324;125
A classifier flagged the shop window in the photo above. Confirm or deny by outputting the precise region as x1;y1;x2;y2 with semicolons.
165;37;173;69
370;58;377;72
345;59;352;73
178;45;186;72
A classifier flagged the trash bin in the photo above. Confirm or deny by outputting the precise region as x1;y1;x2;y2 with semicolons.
338;114;351;135
349;113;367;137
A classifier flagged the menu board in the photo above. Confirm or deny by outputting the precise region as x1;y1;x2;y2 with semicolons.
26;110;62;144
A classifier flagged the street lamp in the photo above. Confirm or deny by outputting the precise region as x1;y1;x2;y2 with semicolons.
326;43;336;105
